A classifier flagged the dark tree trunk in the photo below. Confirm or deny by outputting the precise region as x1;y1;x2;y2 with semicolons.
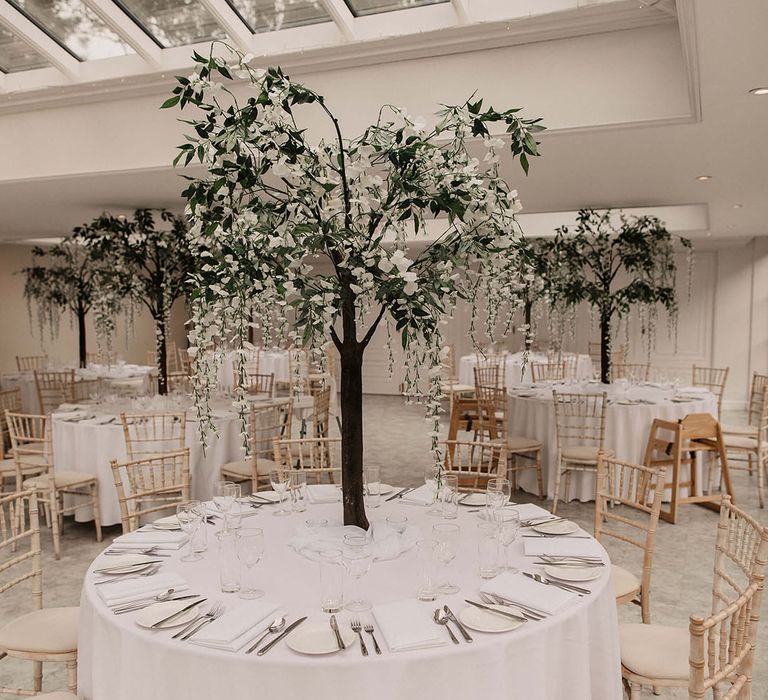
600;306;612;385
523;300;533;352
339;343;368;529
77;303;87;369
157;320;168;395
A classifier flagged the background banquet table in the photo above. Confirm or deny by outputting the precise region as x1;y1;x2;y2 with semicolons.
218;349;292;391
508;383;719;501
458;352;593;388
78;500;621;700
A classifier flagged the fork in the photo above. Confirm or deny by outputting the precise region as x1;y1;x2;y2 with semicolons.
479;592;545;621
350;620;368;656
178;602;224;640
94;563;161;585
363;622;381;655
484;593;549;619
104;546;169;557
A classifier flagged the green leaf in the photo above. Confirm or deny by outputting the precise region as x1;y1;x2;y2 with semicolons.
160;95;180;109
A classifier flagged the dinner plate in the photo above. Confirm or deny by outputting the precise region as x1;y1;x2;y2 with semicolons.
251;491;282;503
135;600;201;629
459;605;523;633
458;493;486;507
286;624;356;654
151;515;182;531
544;565;602;583
94;554;158;574
532;519;579;535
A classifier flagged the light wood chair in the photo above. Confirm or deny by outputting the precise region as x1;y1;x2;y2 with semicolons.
7;411;101;559
121;412;186;460
147;340;179;374
612;363;651;382
551;391;611;514
442;439;506;492
692;365;729;419
476;384;544;498
643;413;734;524
16;355;48;372
0;387;22;457
33;371;75;415
594;452;666;623
473;363;504;390
446;395;482;443
0;491;80;696
275;348;310;396
273;436;341;484
71;378;102;404
178;348;193;375
620;496;768;699
110;448;191;533
221;401;293;492
721;372;768;440
243;372;275;399
301;385;331;439
439;345;475;411
531;361;565;383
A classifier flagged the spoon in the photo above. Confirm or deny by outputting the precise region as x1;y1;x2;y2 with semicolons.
433;609;459;644
245;616;286;654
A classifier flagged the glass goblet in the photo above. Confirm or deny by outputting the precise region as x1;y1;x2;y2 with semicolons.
432;522;460;594
343;536;373;612
493;509;520;574
176;500;203;562
269;469;291;516
213;480;238;532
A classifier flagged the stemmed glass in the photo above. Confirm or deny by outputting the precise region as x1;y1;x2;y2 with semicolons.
176;500;204;563
269;469;291;516
485;477;511;520
236;527;265;599
342;535;373;611
424;465;441;516
432;523;460;594
493;510;520;574
213;481;239;532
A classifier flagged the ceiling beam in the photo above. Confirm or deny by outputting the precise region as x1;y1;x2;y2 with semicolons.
0;2;80;80
451;0;470;25
82;0;162;67
198;0;254;53
318;0;356;40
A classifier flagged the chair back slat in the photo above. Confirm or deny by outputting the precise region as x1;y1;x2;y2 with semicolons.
0;387;22;455
16;355;48;372
442;440;506;492
553;391;608;448
5;411;52;490
531;361;565;383
692;365;729;419
0;490;41;609
473;364;503;390
34;370;75;414
612;363;651;382
273;437;341;484
121;412;186;460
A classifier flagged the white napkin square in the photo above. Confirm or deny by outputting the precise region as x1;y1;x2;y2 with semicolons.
112;531;189;550
372;600;447;652
480;571;575;615
508;503;554;522
400;485;435;506
678;386;709;394
306;484;341;504
190;600;281;652
523;537;604;559
96;573;188;607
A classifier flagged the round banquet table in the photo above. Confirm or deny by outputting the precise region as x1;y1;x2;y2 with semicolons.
507;382;719;501
218;349;292;391
458;352;593;388
78;500;621;700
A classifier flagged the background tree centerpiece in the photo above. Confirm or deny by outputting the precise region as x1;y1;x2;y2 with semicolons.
166;47;544;529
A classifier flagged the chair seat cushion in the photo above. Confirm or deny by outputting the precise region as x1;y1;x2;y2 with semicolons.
507;436;541;452
612;565;640;599
0;607;79;655
23;470;94;489
620;623;689;681
562;446;613;463
721;423;757;437
221;458;278;478
440;382;475;394
723;435;762;450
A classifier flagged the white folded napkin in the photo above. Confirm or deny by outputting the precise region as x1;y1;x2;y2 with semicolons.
306;484;341;504
373;600;447;652
190;600;281;652
678;386;710;394
509;503;554;522
480;571;575;615
96;573;188;607
400;485;435;506
112;530;189;550
523;537;604;559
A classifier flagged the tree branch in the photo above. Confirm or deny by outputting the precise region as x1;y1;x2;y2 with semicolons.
329;325;342;351
360;305;386;349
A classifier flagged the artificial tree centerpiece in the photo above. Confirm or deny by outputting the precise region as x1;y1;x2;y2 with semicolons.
543;209;692;383
75;209;195;394
166;47;544;528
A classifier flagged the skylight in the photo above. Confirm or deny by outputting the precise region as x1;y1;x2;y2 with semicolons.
345;0;448;17
0;22;48;72
226;0;330;34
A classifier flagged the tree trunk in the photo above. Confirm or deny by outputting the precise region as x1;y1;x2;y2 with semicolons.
600;307;612;385
157;321;168;395
77;303;87;369
523;300;533;352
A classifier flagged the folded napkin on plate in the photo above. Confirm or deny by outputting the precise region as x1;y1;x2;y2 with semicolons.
96;573;188;607
373;600;447;652
523;537;604;559
112;530;189;550
400;485;435;506
190;600;280;652
481;571;575;615
509;503;554;522
677;386;710;394
306;484;341;504
288;521;417;562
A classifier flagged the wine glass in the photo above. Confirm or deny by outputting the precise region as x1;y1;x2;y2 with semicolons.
486;477;511;519
176;500;203;562
493;509;520;573
236;527;265;599
269;469;291;516
424;465;441;516
432;523;460;594
213;481;238;531
343;535;373;611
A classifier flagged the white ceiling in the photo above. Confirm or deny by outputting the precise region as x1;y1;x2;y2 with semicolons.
0;0;766;242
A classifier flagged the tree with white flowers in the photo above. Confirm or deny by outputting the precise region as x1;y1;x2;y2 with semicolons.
165;46;544;528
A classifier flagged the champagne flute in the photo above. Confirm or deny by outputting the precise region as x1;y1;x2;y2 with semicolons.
486;477;511;519
236;527;265;599
269;469;291;516
213;481;238;532
176;500;203;562
424;465;441;516
432;523;460;594
493;510;520;573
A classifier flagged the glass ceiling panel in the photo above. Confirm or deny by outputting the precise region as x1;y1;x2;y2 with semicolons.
226;0;330;33
346;0;448;17
0;24;49;72
115;0;227;48
7;0;134;60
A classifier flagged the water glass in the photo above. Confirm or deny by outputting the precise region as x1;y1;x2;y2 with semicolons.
440;474;459;520
319;549;344;613
213;481;239;532
290;471;308;513
216;530;240;593
432;523;460;594
493;510;520;574
386;514;408;535
191;501;208;554
415;539;438;601
236;527;264;599
486;477;511;517
176;501;203;563
364;465;382;509
269;469;291;516
343;536;373;612
424;465;441;516
477;521;499;579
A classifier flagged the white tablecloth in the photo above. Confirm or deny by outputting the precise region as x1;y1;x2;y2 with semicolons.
78;500;621;700
508;383;719;501
458;353;593;387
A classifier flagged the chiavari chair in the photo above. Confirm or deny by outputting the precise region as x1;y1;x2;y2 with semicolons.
473;363;503;390
438;345;475;412
721;372;768;442
16;355;48;372
531;361;566;383
273;436;341;484
120;412;186;460
71;378;102;404
442;439;506;492
692;365;730;419
33;370;75;415
611;363;651;382
0;387;22;457
243;371;275;399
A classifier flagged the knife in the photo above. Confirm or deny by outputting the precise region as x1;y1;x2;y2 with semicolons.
443;605;472;643
94;559;165;572
150;598;207;628
523;572;590;595
113;594;200;614
464;600;527;623
257;616;307;656
384;487;409;502
330;614;346;650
